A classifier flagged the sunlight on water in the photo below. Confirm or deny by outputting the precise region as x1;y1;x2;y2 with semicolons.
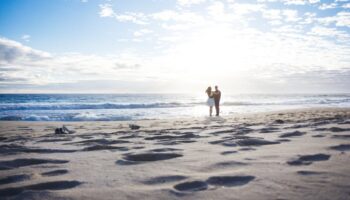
0;93;349;121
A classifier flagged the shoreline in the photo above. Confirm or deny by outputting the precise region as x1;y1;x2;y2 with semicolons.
1;106;349;124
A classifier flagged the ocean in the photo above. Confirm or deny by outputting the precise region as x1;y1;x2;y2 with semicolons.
0;93;349;121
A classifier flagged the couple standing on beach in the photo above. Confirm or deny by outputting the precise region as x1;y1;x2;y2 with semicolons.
206;85;221;117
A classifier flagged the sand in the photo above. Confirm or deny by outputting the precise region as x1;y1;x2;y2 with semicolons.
0;108;350;200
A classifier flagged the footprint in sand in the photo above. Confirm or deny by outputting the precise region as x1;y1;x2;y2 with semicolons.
332;135;350;139
312;134;326;138
273;119;285;124
206;175;255;187
41;169;69;177
276;139;291;142
210;137;279;147
212;161;248;168
329;144;350;151
65;138;130;146
0;174;31;185
239;147;256;151
297;170;326;176
287;154;330;165
236;138;280;146
82;145;128;152
329;127;350;132
0;144;77;155
0;180;82;197
118;134;143;139
157;140;196;146
142;175;188;185
173;175;255;193
123;153;182;162
37;138;73;143
315;127;350;132
149;148;183;152
116;152;183;165
173;181;208;192
220;150;238;155
260;127;279;133
3;136;28;143
279;131;306;138
0;158;69;170
145;132;199;141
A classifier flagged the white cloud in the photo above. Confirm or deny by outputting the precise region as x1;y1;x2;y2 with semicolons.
133;29;153;37
21;34;31;42
282;9;301;22
319;3;338;10
262;9;282;20
161;23;192;31
335;12;350;27
98;4;148;25
258;0;319;4
308;0;320;3
0;37;50;65
317;11;350;27
308;26;350;42
115;12;148;25
342;3;350;9
177;0;206;6
300;12;317;24
207;1;225;17
257;0;278;2
228;3;265;15
0;37;148;86
272;25;303;34
282;0;308;5
99;4;114;17
152;10;204;23
150;23;350;86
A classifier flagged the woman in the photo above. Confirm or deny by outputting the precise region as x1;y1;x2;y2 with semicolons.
206;86;215;117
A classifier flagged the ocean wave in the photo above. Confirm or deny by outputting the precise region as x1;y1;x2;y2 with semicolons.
222;102;263;106
223;98;350;106
0;114;133;121
1;98;350;111
0;102;188;111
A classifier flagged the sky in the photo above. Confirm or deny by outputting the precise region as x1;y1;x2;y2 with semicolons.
0;0;350;93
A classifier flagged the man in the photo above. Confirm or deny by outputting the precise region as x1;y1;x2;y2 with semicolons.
213;85;221;116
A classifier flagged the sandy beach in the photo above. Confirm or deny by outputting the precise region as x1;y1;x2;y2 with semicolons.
0;108;350;200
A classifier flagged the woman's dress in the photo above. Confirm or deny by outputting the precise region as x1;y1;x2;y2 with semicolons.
207;96;215;106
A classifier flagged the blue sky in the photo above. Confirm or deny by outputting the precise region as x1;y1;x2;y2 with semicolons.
0;0;350;93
